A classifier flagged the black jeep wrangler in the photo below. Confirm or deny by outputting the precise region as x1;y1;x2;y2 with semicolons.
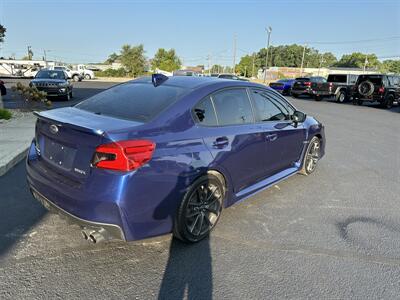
352;74;400;108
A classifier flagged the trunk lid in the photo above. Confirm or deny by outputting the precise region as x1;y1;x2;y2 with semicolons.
35;107;143;182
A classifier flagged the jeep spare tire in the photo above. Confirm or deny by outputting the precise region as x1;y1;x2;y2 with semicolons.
358;80;374;97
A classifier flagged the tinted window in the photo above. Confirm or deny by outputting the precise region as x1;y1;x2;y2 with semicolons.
76;82;185;122
219;75;233;79
327;74;347;83
212;89;253;125
357;75;382;85
251;90;288;122
193;96;217;126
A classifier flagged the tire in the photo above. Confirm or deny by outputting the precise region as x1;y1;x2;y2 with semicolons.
64;92;71;101
69;90;73;99
173;174;225;243
291;93;299;98
72;74;80;82
381;94;394;109
314;95;322;101
358;81;374;97
299;136;321;175
336;90;347;103
84;74;91;80
357;99;363;106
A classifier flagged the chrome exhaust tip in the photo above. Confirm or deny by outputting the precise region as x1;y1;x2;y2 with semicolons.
89;231;105;244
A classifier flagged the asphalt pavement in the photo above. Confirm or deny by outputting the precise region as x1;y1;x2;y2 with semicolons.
0;79;400;299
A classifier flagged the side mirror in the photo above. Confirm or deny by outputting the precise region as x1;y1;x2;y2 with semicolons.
292;111;306;128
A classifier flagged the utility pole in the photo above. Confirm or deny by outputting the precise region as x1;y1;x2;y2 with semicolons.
263;26;272;83
232;34;237;74
252;53;255;78
318;53;324;76
207;53;211;75
363;55;368;73
300;44;307;76
27;46;33;60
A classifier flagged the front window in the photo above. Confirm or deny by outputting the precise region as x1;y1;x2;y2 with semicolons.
212;88;253;125
250;90;289;122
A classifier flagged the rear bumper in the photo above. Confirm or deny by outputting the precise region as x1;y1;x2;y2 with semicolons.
30;186;125;241
291;88;312;96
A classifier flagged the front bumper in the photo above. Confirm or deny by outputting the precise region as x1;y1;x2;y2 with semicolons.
36;87;69;96
30;186;125;241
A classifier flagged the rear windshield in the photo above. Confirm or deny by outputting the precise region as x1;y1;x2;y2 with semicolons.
295;77;310;81
327;74;347;83
76;82;186;122
357;75;382;85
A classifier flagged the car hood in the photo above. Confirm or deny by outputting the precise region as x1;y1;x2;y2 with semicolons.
31;79;67;84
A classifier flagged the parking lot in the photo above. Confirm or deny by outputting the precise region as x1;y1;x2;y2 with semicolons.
1;79;400;299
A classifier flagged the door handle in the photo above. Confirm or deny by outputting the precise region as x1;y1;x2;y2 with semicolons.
213;137;229;148
265;133;278;142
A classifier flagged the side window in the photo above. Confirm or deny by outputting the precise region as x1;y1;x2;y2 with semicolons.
212;88;253;125
250;90;288;122
193;96;218;126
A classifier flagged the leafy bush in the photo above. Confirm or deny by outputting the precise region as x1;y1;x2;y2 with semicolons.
11;82;51;110
94;68;128;77
0;108;12;120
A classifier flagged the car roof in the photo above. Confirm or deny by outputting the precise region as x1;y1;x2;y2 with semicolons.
132;76;264;90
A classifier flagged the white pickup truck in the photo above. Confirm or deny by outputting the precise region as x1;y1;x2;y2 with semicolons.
54;66;83;82
75;64;95;80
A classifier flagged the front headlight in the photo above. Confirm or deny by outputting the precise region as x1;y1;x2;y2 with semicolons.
58;82;67;87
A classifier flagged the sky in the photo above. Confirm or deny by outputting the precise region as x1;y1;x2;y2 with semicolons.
0;0;399;65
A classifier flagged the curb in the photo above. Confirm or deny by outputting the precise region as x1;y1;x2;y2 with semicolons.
0;146;29;176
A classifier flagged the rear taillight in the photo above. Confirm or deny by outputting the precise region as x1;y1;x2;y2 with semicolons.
92;140;156;171
328;82;333;87
378;87;385;93
305;81;311;86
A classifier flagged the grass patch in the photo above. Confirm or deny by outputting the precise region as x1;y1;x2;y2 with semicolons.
0;108;12;120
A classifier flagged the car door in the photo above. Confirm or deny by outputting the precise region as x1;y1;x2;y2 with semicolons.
249;89;306;177
195;88;270;193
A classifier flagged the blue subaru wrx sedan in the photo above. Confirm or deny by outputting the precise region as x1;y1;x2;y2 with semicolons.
27;75;325;243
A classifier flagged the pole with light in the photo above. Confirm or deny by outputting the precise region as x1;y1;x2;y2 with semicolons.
263;26;272;84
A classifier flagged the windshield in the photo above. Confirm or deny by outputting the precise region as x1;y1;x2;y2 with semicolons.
76;82;186;122
35;70;66;79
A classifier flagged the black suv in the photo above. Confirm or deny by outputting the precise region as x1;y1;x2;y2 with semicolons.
30;69;73;101
352;74;400;108
291;76;327;98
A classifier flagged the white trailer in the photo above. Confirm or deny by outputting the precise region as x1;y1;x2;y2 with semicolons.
0;59;55;78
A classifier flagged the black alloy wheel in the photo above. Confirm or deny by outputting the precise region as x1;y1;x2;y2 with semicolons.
174;174;224;243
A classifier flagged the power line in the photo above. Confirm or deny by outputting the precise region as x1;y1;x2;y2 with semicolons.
305;36;400;45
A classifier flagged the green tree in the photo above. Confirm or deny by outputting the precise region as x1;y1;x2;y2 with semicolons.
119;44;146;77
253;44;337;69
379;59;400;74
210;64;224;74
335;52;380;69
105;52;120;64
320;52;337;67
0;24;5;43
237;54;256;77
151;48;181;72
